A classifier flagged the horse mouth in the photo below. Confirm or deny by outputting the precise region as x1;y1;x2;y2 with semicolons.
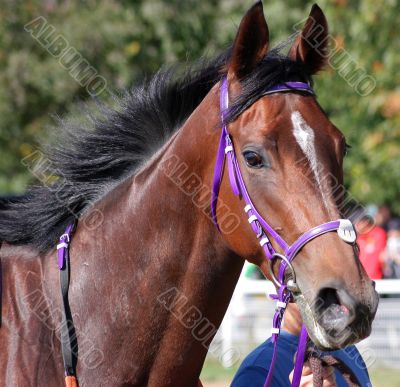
292;291;373;350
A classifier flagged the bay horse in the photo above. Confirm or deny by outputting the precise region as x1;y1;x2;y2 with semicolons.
0;2;378;386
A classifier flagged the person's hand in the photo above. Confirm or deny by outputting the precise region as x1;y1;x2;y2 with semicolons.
289;361;337;387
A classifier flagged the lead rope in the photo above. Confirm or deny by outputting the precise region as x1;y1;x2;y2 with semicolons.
57;222;79;387
307;348;361;387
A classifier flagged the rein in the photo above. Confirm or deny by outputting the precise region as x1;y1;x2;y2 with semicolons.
211;76;358;387
57;222;78;387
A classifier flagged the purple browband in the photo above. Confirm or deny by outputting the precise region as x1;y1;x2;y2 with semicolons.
263;81;315;95
211;76;357;387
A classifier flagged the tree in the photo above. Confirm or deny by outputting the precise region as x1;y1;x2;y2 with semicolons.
0;0;399;211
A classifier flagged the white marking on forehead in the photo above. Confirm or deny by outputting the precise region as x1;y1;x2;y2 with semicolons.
291;111;329;208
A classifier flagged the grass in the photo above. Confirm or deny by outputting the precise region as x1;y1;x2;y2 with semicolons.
201;359;400;386
200;358;237;382
370;367;400;387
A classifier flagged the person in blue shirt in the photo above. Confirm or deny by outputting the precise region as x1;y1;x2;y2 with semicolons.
231;303;371;386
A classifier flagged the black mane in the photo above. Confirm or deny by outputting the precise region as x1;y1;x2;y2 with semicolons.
0;47;311;253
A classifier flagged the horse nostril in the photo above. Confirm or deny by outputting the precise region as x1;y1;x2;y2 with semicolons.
315;287;355;335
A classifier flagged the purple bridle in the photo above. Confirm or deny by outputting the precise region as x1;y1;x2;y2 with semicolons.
211;76;357;387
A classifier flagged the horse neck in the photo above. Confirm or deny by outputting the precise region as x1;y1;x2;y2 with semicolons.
133;82;244;316
83;84;244;383
143;85;245;381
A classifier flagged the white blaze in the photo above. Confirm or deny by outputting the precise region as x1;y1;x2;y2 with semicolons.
291;111;329;208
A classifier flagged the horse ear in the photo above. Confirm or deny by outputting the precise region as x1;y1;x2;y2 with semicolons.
227;1;269;80
288;4;328;74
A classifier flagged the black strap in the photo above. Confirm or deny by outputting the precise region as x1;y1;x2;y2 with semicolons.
59;224;78;377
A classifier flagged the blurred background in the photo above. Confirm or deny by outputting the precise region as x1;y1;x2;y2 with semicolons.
0;0;399;385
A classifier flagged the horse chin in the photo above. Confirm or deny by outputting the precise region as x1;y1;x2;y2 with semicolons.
292;292;360;351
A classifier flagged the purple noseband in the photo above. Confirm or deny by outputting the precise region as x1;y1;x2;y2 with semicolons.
211;76;357;387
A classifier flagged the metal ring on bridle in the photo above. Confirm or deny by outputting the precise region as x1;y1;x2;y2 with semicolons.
268;253;297;289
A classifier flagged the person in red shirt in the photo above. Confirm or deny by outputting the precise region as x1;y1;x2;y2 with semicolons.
356;215;387;279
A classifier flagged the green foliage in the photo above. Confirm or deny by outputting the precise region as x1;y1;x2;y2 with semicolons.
0;0;399;211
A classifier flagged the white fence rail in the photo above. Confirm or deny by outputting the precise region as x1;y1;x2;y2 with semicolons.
211;274;400;369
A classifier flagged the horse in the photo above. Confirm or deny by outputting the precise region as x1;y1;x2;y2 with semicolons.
0;2;378;386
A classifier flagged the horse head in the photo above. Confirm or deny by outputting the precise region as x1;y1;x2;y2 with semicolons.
214;2;378;350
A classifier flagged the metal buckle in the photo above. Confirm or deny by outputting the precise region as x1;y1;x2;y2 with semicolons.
268;253;299;293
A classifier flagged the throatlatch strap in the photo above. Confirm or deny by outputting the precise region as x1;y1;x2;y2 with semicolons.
58;222;78;386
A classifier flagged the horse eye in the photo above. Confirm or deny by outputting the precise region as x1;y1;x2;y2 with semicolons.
243;151;264;168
